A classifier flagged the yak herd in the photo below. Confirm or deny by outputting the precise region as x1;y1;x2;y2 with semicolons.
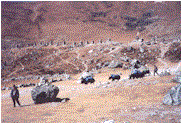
80;69;151;84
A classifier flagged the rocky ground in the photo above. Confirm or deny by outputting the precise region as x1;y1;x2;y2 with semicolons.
1;68;181;123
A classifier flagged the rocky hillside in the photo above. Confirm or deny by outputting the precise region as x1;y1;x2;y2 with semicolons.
1;1;181;80
1;1;181;42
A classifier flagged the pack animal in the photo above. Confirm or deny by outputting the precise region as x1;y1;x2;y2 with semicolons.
142;69;151;76
109;74;121;81
129;70;145;79
81;76;95;84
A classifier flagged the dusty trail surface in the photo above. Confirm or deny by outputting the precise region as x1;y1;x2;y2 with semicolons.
1;69;181;123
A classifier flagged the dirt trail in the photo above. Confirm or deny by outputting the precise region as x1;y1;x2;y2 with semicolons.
8;62;24;77
1;70;180;123
75;48;88;72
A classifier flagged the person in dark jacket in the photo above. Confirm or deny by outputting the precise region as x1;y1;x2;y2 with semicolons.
10;85;21;107
154;65;159;76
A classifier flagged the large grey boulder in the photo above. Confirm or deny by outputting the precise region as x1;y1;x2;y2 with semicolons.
31;84;59;104
108;60;123;68
163;84;181;106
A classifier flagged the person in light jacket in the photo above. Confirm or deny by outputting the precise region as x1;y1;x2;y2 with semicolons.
10;85;21;107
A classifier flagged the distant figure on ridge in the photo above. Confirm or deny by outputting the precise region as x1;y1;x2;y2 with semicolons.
154;65;159;76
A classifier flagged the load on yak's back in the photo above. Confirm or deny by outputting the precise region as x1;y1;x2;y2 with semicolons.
129;60;150;79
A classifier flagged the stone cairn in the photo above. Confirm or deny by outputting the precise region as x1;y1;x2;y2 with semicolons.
135;36;139;41
140;39;144;46
63;40;66;45
80;41;83;47
73;42;76;47
86;41;89;44
50;41;54;46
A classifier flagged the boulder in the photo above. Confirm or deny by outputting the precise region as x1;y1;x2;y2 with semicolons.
162;38;169;44
120;56;130;62
108;60;123;68
163;84;181;106
61;74;71;80
2;87;6;90
31;84;59;104
103;61;110;67
51;79;58;83
130;59;141;69
172;66;181;83
103;120;115;123
110;47;115;51
19;84;24;88
139;47;145;53
159;71;171;77
145;41;151;45
173;74;181;83
37;77;49;86
127;46;133;51
96;63;102;70
135;36;139;40
123;64;129;70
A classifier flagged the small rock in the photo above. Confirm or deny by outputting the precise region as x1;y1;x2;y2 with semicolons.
61;99;66;103
160;114;164;119
168;118;174;121
150;112;157;116
103;120;115;123
132;107;136;111
124;121;130;123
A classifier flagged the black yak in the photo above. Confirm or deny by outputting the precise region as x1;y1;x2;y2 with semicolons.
109;74;121;81
129;70;145;79
129;69;150;79
81;76;95;84
142;69;151;76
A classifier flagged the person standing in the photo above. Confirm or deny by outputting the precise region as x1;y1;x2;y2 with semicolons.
10;85;21;107
154;65;159;76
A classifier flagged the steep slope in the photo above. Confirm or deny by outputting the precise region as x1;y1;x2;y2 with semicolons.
1;1;181;42
1;1;181;80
